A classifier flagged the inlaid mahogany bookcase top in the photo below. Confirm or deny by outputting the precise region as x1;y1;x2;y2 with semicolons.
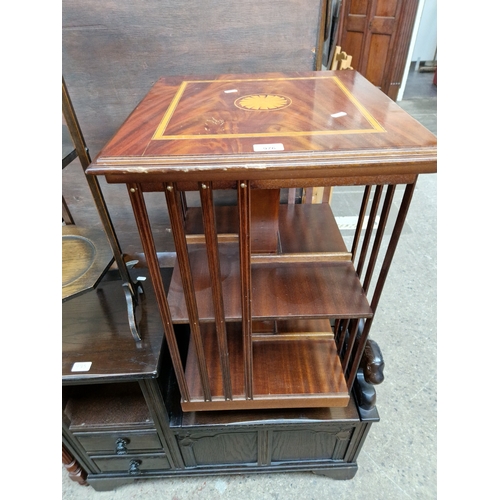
87;70;437;412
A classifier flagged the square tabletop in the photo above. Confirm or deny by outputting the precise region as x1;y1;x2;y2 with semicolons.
87;71;437;183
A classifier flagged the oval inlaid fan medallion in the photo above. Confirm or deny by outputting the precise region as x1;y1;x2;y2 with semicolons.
234;94;292;111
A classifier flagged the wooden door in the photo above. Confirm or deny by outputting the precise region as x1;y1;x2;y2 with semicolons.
338;0;418;100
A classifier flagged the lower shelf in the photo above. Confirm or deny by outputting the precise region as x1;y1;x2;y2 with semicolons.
181;321;349;412
64;383;155;432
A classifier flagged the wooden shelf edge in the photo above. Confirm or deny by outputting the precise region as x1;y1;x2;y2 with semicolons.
168;243;372;322
252;318;334;341
183;322;349;411
181;394;350;412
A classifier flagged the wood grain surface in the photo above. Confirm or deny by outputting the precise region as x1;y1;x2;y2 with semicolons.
62;269;169;383
87;71;437;184
167;242;371;323
182;322;349;411
65;383;154;431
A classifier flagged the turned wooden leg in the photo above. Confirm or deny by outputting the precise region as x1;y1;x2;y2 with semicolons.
62;444;88;486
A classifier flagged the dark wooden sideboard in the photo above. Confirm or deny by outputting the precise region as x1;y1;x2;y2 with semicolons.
63;269;379;491
63;69;436;490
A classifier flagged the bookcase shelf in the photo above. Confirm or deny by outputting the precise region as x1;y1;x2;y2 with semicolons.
182;320;349;411
168;242;372;323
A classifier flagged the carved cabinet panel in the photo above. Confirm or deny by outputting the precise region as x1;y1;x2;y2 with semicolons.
271;427;353;462
178;431;259;467
176;424;360;468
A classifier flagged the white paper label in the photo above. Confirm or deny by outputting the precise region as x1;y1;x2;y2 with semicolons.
71;362;92;372
253;143;284;152
331;112;347;118
224;89;238;93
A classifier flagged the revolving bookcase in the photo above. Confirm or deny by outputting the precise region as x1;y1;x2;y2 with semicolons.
62;69;436;490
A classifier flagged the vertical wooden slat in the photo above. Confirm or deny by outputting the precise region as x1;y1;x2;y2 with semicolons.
288;188;297;204
238;181;253;399
342;318;361;373
322;186;333;204
336;318;349;359
356;185;383;279
199;181;232;400
369;181;417;315
346;317;372;392
363;184;396;293
180;191;188;220
351;185;371;262
333;318;341;348
165;183;212;402
62;196;75;225
127;183;190;402
303;187;314;204
346;181;417;391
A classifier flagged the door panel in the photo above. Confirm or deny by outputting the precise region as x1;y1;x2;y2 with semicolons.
344;32;364;70
346;15;367;32
375;0;398;17
370;17;396;34
338;0;418;99
351;0;369;15
366;34;390;87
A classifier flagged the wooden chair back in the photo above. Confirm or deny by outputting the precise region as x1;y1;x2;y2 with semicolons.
329;45;354;70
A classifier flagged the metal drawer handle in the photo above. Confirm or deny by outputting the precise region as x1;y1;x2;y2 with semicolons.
115;438;129;455
129;460;141;475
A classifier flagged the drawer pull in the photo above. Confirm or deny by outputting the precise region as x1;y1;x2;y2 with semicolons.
129;460;141;475
115;438;130;455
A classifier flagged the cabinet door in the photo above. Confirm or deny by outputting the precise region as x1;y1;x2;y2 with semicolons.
338;0;418;99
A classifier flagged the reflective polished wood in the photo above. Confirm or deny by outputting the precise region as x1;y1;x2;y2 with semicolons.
86;70;436;413
88;70;436;185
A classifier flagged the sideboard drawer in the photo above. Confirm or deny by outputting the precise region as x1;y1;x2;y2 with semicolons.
92;453;171;473
75;430;162;454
